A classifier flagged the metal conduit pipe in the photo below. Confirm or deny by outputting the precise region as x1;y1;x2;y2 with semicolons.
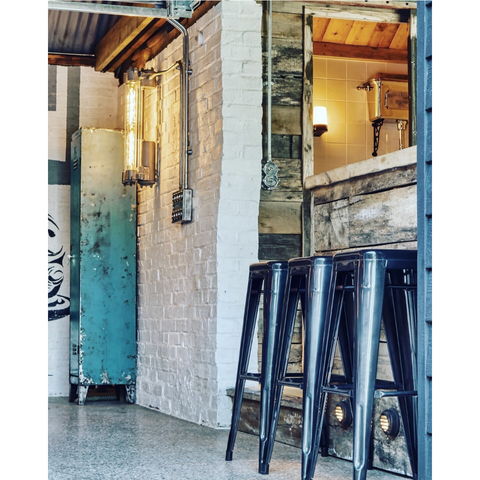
262;0;279;190
48;1;171;18
167;17;191;190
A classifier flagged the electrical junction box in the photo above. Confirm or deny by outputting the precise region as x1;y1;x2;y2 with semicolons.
172;188;193;224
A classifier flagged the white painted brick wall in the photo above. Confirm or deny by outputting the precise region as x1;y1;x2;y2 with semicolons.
48;66;68;161
216;0;263;427
136;0;262;427
79;68;121;129
48;66;120;396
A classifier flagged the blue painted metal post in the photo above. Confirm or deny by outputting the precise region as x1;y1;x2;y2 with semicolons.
416;2;433;479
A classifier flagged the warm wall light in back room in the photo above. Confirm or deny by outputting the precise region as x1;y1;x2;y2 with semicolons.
313;106;328;137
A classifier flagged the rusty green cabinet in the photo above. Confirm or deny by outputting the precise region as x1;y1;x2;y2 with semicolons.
69;128;137;405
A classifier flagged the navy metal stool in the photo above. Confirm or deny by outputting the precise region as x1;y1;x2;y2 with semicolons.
261;256;335;479
308;249;417;480
225;261;288;475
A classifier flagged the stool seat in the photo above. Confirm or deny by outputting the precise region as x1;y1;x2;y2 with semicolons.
308;249;417;480
225;261;288;475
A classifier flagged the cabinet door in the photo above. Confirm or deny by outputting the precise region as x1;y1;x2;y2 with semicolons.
71;128;137;386
69;130;82;382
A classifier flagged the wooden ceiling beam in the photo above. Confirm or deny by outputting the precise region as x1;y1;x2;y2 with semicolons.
115;1;220;80
313;41;408;63
104;18;167;74
48;54;95;67
94;15;157;72
303;1;416;10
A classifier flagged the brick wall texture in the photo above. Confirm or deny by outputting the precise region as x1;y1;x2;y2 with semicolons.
135;0;263;427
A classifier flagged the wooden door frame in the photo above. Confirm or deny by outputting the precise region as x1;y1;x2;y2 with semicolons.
302;1;417;256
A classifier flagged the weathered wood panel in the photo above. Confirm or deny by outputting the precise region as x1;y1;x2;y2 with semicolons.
305;4;406;22
262;12;303;39
349;184;417;245
227;387;303;448
262;38;303;77
260;158;302;202
263;135;302;160
314;199;350;251
263;75;303;107
258;234;302;262
313;164;417;205
303;13;314;256
313;184;417;252
258;3;307;375
259;202;302;235
268;105;302;136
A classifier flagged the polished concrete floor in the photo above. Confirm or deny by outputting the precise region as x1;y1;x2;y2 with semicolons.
48;397;403;480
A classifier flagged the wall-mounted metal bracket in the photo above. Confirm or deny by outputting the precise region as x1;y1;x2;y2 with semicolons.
372;118;384;157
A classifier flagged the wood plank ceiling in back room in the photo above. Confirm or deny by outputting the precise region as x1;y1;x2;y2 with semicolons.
312;17;410;63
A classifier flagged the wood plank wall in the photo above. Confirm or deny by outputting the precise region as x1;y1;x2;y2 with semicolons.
258;1;305;262
257;2;306;374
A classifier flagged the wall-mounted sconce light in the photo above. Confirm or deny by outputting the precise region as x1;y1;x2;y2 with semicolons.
379;409;400;438
313;106;328;137
122;68;158;187
334;400;353;428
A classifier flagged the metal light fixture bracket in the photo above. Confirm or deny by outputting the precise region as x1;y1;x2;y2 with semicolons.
372;118;384;157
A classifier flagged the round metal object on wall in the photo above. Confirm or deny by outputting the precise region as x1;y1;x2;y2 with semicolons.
262;161;279;190
334;401;353;428
379;409;400;438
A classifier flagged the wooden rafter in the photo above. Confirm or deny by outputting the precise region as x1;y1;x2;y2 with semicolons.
94;15;157;72
48;54;95;67
313;41;408;63
104;18;168;73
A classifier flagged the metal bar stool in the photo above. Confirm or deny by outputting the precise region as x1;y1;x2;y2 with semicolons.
262;256;336;479
308;249;417;480
225;261;288;475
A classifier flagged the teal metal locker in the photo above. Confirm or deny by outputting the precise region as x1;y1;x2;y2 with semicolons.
69;128;137;405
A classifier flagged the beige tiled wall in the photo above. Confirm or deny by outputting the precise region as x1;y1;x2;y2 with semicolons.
313;57;409;175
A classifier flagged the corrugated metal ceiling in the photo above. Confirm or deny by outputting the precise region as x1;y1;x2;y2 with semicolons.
48;8;121;55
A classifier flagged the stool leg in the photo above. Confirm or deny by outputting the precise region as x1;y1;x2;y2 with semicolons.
225;276;263;461
337;278;355;384
263;273;302;470
305;269;344;480
382;270;418;479
259;267;288;474
301;263;332;480
352;259;385;480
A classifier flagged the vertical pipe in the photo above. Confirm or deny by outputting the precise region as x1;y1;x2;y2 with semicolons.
409;10;417;147
267;0;272;164
167;17;190;190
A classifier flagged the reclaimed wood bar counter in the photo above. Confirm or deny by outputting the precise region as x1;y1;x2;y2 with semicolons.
305;146;417;255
